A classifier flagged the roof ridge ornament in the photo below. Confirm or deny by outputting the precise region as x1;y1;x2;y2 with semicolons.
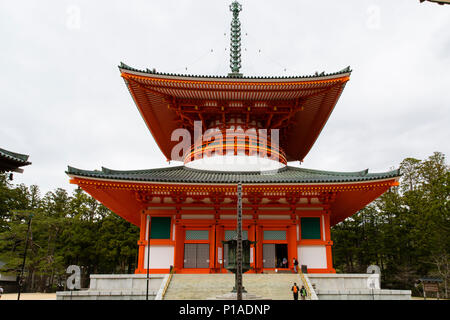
228;1;243;78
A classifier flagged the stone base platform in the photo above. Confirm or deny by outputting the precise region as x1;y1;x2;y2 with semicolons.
56;273;412;300
56;274;168;300
307;274;411;300
316;289;412;300
57;290;157;300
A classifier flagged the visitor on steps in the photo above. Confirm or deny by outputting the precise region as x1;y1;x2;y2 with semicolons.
282;257;288;268
300;285;307;300
291;282;300;300
293;258;299;273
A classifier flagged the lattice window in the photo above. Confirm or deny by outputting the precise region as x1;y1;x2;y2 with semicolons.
263;230;287;240
185;230;209;240
224;230;248;240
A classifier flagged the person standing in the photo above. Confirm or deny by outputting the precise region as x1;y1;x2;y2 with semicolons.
300;285;308;300
282;257;288;269
293;258;299;273
0;286;3;299
291;282;300;300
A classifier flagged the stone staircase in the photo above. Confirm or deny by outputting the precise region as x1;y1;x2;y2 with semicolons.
163;273;308;300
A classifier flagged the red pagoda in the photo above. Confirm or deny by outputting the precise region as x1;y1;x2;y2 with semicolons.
67;1;399;275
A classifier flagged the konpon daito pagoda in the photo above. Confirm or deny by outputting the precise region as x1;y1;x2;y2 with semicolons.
67;1;400;275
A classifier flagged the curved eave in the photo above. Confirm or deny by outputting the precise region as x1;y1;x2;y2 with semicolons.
66;165;400;185
118;64;351;162
118;63;352;82
0;148;30;163
0;148;31;173
67;165;399;227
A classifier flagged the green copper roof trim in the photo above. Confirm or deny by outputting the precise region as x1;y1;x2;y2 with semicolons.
0;148;31;165
66;165;400;185
229;1;243;76
119;62;352;80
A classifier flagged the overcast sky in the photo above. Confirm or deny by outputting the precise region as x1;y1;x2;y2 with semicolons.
1;0;449;194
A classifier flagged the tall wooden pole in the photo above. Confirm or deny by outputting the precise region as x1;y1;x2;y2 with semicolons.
236;182;243;300
17;213;33;300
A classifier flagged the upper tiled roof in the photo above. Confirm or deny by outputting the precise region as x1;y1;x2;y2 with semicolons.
119;62;352;81
118;63;352;163
67;165;400;184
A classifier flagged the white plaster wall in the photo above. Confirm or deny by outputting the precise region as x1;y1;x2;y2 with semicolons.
298;245;327;269
144;245;174;269
185;155;285;172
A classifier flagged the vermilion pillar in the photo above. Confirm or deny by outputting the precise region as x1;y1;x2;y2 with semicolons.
173;224;184;272
135;212;147;274
324;211;335;273
249;223;256;272
255;225;263;273
209;224;216;270
287;224;297;271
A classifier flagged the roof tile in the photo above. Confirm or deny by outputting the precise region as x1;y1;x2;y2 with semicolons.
66;165;400;184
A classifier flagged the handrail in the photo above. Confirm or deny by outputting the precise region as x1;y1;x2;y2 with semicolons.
161;268;175;299
298;269;312;300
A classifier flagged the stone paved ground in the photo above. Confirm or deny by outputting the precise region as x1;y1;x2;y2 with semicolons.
163;273;306;300
1;293;56;300
0;292;443;300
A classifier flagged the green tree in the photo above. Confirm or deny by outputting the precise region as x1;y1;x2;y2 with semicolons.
0;180;139;292
332;152;450;296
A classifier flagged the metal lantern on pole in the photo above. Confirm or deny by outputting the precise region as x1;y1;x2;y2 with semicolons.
146;216;151;300
222;182;256;299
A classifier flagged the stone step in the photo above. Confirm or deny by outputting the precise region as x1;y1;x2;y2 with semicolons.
208;292;271;300
163;274;306;300
265;269;292;274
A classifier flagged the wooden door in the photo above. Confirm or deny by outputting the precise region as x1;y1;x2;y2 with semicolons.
196;244;210;268
263;244;275;268
183;244;197;268
223;243;229;268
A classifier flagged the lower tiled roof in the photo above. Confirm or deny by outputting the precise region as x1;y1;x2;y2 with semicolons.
0;148;30;164
0;147;31;172
67;165;400;184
